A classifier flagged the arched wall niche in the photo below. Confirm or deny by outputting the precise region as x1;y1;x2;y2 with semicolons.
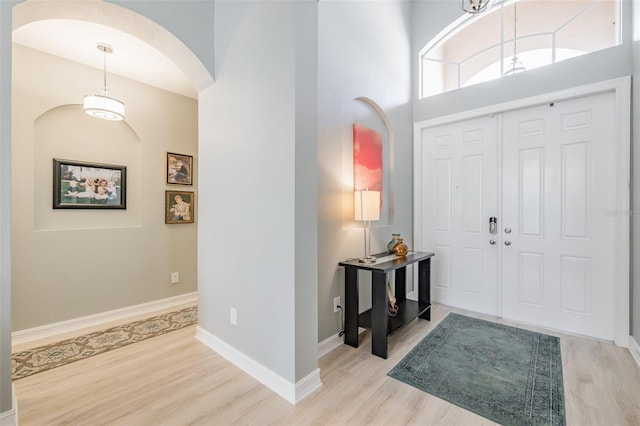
33;104;140;138
353;96;395;226
33;104;141;231
12;0;214;92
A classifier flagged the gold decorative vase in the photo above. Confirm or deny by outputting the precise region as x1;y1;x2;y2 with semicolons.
392;238;408;256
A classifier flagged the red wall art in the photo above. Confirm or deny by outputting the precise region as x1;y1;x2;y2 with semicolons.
353;123;383;207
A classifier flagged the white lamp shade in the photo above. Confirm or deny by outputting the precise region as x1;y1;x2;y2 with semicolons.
354;190;380;221
83;94;125;121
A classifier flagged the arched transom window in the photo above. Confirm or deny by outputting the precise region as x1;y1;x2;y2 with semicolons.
420;0;620;98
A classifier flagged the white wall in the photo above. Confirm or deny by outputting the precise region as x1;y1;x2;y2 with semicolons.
11;45;198;330
317;1;413;342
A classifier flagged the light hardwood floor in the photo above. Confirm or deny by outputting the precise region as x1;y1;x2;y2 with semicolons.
13;304;640;425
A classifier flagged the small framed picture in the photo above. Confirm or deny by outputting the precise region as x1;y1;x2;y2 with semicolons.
53;158;126;209
166;152;193;185
165;190;194;224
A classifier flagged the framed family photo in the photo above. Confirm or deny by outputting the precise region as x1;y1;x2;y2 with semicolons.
53;158;126;209
166;152;193;185
165;190;194;224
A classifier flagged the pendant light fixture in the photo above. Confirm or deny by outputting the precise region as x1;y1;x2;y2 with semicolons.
504;2;526;76
460;0;493;15
83;42;125;121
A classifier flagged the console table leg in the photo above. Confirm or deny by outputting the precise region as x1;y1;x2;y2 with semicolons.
344;266;359;348
371;271;389;358
394;267;406;302
418;258;431;320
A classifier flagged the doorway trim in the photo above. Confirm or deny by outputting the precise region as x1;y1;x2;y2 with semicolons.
413;76;631;347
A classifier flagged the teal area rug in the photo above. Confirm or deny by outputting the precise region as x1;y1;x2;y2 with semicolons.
388;313;565;425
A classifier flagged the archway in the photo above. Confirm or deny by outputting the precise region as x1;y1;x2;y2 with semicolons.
2;1;215;420
12;0;213;92
10;0;214;331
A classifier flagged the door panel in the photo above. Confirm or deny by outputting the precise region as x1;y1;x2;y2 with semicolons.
420;116;499;315
518;251;544;306
562;142;590;238
501;92;615;340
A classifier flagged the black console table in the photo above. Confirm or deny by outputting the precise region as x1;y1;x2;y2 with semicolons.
339;251;434;359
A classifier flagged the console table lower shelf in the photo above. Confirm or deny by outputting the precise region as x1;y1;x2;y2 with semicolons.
358;300;431;335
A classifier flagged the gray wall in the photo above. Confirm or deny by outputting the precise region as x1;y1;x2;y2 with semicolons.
632;4;639;344
317;1;413;342
294;1;320;380
1;0;319;414
0;1;17;416
198;0;317;384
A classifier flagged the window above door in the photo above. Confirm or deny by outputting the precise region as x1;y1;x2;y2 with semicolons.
419;0;620;99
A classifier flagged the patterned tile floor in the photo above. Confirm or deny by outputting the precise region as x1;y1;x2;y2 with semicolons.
12;305;198;380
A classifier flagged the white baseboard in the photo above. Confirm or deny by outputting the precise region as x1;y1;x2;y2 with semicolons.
0;384;17;426
0;408;16;426
195;326;321;405
294;369;323;404
317;332;343;358
317;327;366;359
629;335;640;369
12;292;198;346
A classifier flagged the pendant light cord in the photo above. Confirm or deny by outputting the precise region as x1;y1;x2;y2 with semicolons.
96;43;113;96
103;48;107;95
513;2;518;59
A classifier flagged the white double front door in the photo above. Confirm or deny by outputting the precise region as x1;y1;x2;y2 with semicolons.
418;91;616;340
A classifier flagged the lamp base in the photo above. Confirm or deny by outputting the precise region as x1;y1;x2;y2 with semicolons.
359;255;377;264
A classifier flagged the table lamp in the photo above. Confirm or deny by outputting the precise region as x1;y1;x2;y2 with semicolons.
354;190;380;264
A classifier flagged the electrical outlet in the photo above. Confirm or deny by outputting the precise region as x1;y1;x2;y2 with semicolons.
230;307;237;325
333;296;341;313
170;272;179;284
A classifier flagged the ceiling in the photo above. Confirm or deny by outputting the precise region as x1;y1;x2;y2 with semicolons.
12;19;197;99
